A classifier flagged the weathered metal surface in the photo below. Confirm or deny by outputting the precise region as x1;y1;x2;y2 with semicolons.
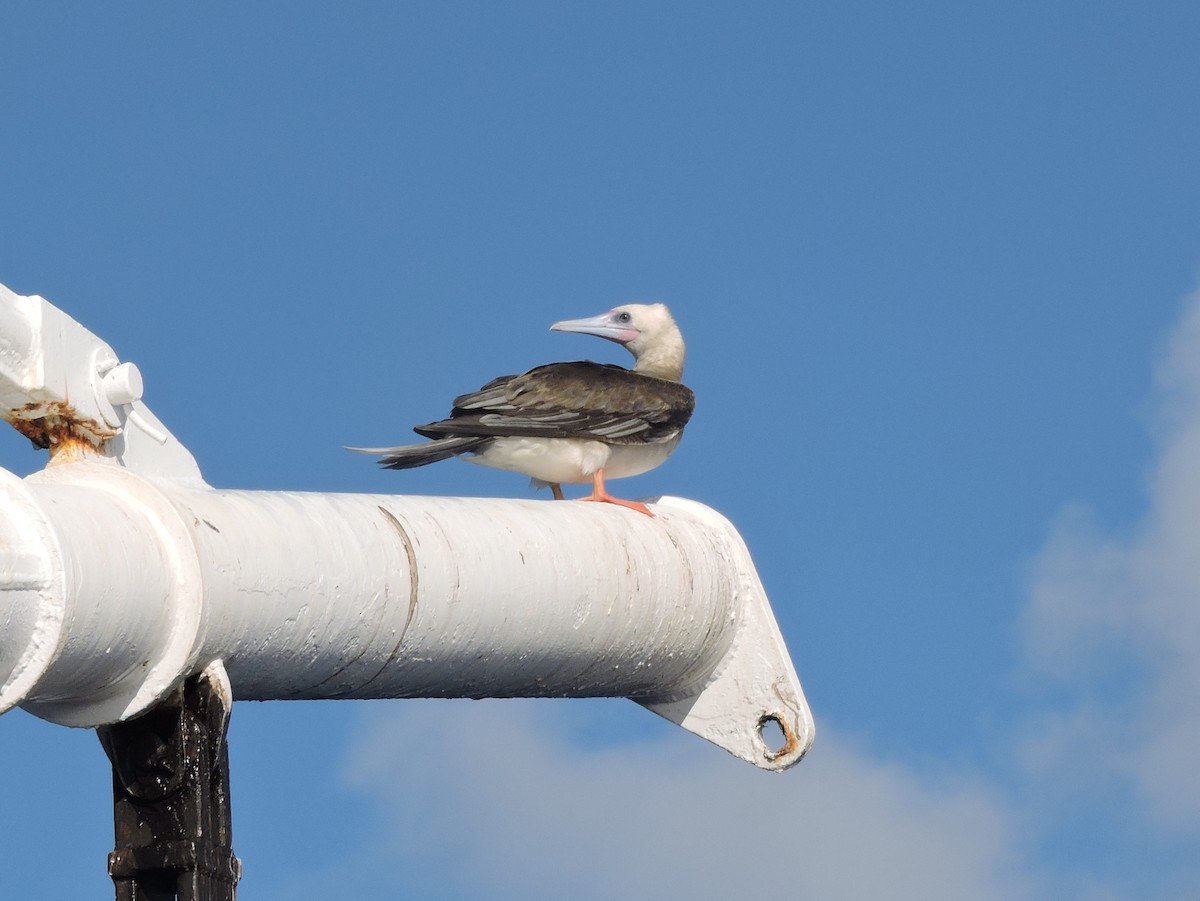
6;398;117;452
99;661;240;900
1;460;812;770
640;497;815;771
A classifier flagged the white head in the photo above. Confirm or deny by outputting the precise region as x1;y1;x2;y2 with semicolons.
550;303;686;381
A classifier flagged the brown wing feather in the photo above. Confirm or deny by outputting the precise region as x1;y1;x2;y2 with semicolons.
413;361;694;445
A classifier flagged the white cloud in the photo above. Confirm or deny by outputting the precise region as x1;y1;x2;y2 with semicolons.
1021;287;1200;835
327;699;1034;901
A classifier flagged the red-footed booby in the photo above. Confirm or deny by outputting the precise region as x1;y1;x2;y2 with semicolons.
349;303;693;516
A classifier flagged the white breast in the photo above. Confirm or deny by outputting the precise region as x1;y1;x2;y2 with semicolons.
601;433;682;479
466;433;682;484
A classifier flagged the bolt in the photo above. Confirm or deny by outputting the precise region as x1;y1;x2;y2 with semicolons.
102;362;144;407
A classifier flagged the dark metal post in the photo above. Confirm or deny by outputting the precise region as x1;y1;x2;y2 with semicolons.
98;668;241;900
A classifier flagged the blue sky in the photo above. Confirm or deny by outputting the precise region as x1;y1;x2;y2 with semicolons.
2;3;1199;898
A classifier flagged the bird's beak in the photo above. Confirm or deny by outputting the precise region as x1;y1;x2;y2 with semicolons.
550;312;637;344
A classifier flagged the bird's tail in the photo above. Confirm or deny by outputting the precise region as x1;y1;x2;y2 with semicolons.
345;436;489;469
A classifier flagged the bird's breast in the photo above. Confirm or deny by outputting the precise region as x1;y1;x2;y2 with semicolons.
600;434;682;479
466;433;681;484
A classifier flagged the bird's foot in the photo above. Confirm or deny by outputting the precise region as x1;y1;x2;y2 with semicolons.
551;483;565;500
578;493;654;517
579;469;655;516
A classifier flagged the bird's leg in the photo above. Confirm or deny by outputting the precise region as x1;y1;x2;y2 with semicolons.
551;483;565;500
579;469;654;517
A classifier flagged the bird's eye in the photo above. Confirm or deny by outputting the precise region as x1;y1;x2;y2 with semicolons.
616;311;632;324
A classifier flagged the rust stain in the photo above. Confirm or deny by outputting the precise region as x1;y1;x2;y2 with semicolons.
5;400;116;459
758;712;801;762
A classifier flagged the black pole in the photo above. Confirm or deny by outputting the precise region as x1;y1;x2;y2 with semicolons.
98;668;241;900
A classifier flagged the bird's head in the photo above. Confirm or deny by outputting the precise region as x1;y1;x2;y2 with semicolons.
550;303;686;381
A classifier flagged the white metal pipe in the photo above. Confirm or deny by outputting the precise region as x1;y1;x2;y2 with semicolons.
0;459;813;770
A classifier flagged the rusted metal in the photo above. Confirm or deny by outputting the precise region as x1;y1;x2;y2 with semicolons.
759;712;802;763
5;399;115;454
98;665;241;901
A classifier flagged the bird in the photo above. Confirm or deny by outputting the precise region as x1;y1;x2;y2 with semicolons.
348;303;694;516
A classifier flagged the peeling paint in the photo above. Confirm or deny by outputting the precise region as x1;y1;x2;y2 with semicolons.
5;399;116;456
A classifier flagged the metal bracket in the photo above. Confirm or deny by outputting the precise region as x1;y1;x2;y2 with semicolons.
98;662;240;901
0;283;204;483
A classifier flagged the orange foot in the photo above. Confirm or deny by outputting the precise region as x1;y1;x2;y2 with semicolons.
578;469;654;517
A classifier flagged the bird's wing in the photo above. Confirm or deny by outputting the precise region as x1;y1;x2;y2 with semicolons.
414;361;695;445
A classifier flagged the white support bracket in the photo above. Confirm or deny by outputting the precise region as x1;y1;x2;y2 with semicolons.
0;284;814;772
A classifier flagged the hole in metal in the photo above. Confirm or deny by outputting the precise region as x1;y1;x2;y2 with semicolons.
757;714;788;756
